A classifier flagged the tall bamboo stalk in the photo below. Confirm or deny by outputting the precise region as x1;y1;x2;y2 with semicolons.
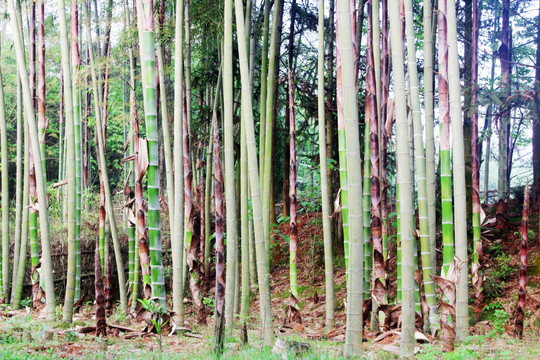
155;19;175;261
318;0;335;333
389;0;415;354
424;0;437;271
437;0;454;279
0;23;8;300
498;0;510;200
7;0;56;320
335;13;350;279
366;0;387;327
57;0;78;322
224;0;239;329
82;0;128;312
380;0;390;262
36;0;46;177
173;0;186;321
234;0;274;345
362;118;371;301
11;72;24;307
337;0;365;356
447;0;469;339
12;115;30;309
471;0;485;319
288;70;299;298
258;0;271;187
404;0;437;331
136;0;166;307
240;107;250;339
514;182;529;339
128;21;141;311
71;0;83;303
213;113;225;353
262;0;282;262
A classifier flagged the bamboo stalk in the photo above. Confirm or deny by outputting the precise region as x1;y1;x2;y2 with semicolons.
137;0;166;307
337;0;365;355
234;0;274;345
389;0;416;354
514;182;529;339
7;0;56;320
447;0;469;339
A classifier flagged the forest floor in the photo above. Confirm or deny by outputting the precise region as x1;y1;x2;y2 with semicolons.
1;199;540;359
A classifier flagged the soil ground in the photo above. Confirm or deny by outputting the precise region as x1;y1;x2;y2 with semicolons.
1;198;540;359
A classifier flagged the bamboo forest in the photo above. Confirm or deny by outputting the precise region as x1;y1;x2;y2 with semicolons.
0;0;540;358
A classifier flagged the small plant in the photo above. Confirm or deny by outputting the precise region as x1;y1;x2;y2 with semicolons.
484;301;503;312
488;308;509;337
65;330;78;342
202;296;215;311
20;297;32;308
111;309;127;324
138;298;168;356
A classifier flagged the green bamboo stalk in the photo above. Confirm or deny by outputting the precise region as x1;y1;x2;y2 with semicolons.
37;0;46;181
288;70;299;298
498;0;510;200
155;27;175;258
56;0;78;322
317;0;335;333
366;0;387;330
335;19;350;279
128;37;141;312
437;0;454;279
7;0;56;320
173;0;186;320
424;0;437;275
124;0;136;292
403;0;437;331
397;184;402;304
12;116;30;309
11;71;24;307
82;0;128;312
185;0;192;134
240;106;250;330
447;0;469;340
0;30;8;299
204;124;213;278
234;0;274;345
362;120;371;300
136;0;166;308
262;0;282;263
258;0;271;186
71;0;83;303
389;0;415;355
471;0;485;319
337;0;365;356
224;0;238;329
